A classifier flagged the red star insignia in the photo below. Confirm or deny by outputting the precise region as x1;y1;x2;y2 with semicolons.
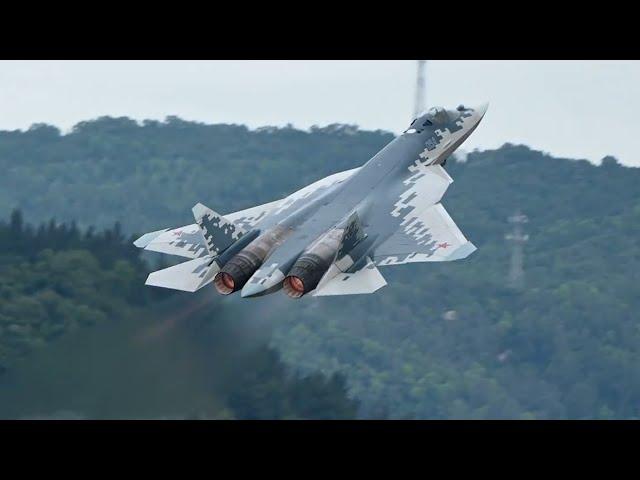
438;242;450;249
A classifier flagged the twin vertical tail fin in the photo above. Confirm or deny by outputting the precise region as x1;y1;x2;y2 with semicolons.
192;203;246;256
336;212;367;262
143;203;246;292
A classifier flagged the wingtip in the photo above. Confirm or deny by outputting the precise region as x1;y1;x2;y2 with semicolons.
133;229;168;248
447;241;477;261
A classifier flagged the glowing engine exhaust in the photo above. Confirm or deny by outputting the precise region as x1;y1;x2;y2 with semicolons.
283;227;344;298
213;249;262;295
213;226;289;295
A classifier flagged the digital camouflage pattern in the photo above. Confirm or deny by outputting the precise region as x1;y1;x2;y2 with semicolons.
135;104;488;297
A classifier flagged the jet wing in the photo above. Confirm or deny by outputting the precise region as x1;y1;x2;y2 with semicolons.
133;224;209;259
310;202;475;296
373;202;476;266
134;167;360;258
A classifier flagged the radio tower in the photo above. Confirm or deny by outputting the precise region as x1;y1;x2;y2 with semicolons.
506;211;529;289
414;60;427;118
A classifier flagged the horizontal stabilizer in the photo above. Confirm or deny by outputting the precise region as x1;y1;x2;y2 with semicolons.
134;224;209;259
313;258;387;297
145;256;220;292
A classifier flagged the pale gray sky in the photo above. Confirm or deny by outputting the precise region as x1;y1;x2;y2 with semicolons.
0;60;638;165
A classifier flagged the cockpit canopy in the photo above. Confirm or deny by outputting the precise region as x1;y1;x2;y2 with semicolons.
426;107;452;125
405;106;458;134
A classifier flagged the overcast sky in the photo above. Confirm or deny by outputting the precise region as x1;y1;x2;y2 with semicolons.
0;60;638;166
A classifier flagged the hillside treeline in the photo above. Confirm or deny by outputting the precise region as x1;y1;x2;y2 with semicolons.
1;116;639;418
0;212;358;419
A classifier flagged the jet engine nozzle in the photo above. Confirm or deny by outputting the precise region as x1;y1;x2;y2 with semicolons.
282;227;344;298
213;225;290;295
213;272;235;294
214;249;262;295
283;275;305;298
283;254;329;298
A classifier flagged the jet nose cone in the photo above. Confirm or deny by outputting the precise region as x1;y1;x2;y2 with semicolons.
475;102;489;117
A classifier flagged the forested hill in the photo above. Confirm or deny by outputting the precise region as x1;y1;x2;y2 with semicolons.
0;117;636;238
0;118;394;233
1;117;639;418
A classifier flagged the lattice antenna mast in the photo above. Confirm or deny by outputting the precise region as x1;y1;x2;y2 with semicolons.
505;211;529;289
414;60;427;118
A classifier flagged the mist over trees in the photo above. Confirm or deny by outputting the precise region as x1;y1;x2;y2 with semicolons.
0;213;358;419
1;116;639;418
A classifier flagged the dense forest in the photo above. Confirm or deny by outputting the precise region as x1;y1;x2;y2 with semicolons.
0;213;357;419
1;116;639;418
0;119;394;233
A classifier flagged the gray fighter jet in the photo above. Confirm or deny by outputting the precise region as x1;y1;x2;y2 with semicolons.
134;104;487;298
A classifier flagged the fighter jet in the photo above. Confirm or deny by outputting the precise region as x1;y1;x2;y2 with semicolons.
134;104;487;298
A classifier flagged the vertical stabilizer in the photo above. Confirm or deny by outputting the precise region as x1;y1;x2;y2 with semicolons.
192;203;246;256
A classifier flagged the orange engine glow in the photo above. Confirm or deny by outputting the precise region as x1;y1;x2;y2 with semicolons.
283;276;305;298
214;272;235;295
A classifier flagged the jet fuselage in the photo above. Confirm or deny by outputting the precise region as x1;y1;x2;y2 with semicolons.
235;104;487;297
